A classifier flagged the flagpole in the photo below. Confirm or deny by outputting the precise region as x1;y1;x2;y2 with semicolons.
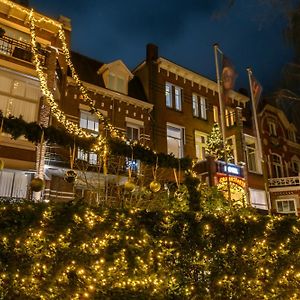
247;67;271;214
214;44;231;202
214;44;226;145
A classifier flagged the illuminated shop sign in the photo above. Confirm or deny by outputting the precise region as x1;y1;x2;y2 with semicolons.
219;176;245;188
218;162;242;177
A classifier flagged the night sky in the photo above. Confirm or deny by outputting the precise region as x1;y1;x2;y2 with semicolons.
30;0;296;94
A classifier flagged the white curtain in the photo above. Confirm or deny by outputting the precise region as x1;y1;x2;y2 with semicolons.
0;171;28;198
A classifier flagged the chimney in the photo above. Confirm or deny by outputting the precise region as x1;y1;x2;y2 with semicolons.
146;43;158;62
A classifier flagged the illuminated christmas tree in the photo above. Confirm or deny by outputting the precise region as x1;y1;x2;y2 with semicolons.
206;123;233;162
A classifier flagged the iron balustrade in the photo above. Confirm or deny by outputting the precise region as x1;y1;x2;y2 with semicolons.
0;35;46;65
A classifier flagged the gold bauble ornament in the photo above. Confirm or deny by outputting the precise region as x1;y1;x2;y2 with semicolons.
64;169;77;184
30;178;45;192
150;180;161;193
124;180;135;192
0;159;4;170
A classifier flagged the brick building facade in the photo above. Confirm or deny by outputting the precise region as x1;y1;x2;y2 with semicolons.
0;0;299;215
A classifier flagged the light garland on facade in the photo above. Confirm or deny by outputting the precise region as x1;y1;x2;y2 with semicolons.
29;11;91;139
57;27;125;140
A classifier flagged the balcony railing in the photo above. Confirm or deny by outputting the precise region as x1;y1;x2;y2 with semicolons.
0;35;46;65
268;176;300;187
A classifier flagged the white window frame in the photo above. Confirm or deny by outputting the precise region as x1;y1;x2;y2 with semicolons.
276;199;297;215
192;94;207;120
77;148;98;165
195;131;207;161
79;111;99;133
165;82;182;111
108;72;125;93
167;123;185;158
245;135;261;173
126;123;140;141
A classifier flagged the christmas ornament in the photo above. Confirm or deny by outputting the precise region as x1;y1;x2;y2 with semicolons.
64;169;77;184
149;180;161;193
30;178;45;192
124;180;135;192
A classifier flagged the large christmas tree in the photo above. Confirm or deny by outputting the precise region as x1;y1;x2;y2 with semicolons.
206;123;233;162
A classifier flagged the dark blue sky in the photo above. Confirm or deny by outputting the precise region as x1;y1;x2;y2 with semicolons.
30;0;296;93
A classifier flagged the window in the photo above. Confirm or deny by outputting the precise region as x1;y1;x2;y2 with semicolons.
165;82;182;111
226;136;237;163
288;129;296;142
225;108;235;127
80;111;99;133
167;124;184;158
245;136;260;173
0;73;40;122
292;159;300;174
195;131;207;161
126;124;140;141
276;199;296;214
271;154;283;178
108;72;125;93
268;121;277;136
0;171;28;198
192;94;207;119
213;106;219;123
78;149;98;165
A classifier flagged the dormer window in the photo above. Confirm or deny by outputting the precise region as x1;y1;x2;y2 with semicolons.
108;72;125;93
98;60;133;95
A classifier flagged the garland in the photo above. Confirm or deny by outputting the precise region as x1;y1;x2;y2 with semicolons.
0;201;299;299
0;113;191;170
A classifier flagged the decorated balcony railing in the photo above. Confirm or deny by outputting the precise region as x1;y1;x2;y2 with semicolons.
0;35;46;65
268;176;300;187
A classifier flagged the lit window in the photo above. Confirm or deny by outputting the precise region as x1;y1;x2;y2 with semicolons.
271;154;282;178
80;111;99;133
165;82;182;111
195;131;207;161
167;124;184;158
225;108;235;127
192;94;207;120
77;149;98;165
276;199;296;214
213;106;219;123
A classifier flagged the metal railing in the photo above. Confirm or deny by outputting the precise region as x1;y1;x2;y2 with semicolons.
268;176;300;187
0;35;46;65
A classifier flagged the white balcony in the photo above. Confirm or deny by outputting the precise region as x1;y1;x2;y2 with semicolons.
268;176;300;188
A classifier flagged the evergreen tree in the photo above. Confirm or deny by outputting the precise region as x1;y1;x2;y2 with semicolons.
206;123;233;162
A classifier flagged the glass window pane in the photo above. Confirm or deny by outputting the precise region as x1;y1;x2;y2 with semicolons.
165;84;172;107
175;87;181;110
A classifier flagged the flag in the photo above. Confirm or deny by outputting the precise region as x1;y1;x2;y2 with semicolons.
251;74;263;108
221;55;237;91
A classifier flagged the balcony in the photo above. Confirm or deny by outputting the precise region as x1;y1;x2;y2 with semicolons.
268;176;300;188
0;35;46;65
